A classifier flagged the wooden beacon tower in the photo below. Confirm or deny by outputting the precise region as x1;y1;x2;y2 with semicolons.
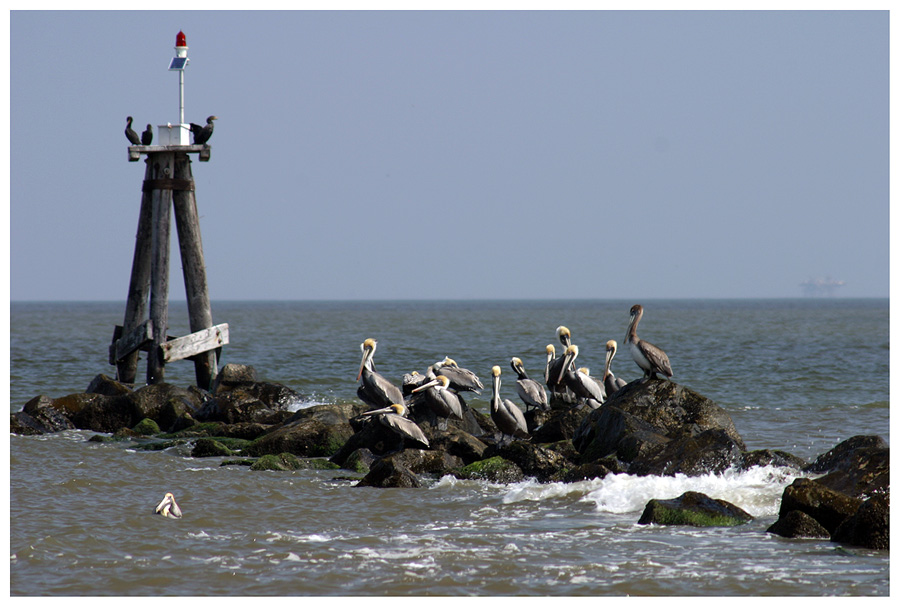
110;31;228;390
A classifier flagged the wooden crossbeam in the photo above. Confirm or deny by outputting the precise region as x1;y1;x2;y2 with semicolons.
110;320;154;364
160;323;229;363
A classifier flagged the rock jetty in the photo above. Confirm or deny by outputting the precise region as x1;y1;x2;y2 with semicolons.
11;363;888;551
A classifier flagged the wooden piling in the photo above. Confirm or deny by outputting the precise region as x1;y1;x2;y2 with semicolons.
113;144;227;390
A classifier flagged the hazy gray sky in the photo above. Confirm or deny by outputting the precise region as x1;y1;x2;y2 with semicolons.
8;9;889;301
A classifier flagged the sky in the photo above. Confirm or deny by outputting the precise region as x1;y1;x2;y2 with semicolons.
6;8;892;301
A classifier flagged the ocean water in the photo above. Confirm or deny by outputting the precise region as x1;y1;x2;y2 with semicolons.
8;299;890;595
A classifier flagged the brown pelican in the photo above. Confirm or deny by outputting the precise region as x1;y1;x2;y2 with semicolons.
141;124;153;145
557;345;605;406
125;116;141;145
155;492;182;518
603;339;628;395
544;344;556;384
359;403;430;449
190;115;217;145
357;338;405;409
433;357;483;394
625;304;674;380
401;370;427;396
411;373;464;429
510;357;549;412
557;326;572;348
490;366;529;445
545;344;570;399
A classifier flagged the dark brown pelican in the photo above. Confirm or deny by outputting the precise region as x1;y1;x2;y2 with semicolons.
125;116;141;145
141;124;153;145
557;326;572;348
545;343;569;398
557;345;605;406
190;115;217;144
510;357;549;412
359;403;429;449
603;339;628;395
490;366;529;445
155;492;182;518
356;338;405;409
625;304;674;380
411;374;464;429
433;357;483;394
401;370;428;396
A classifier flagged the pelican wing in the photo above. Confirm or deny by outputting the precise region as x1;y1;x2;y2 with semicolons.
516;378;549;410
639;340;673;378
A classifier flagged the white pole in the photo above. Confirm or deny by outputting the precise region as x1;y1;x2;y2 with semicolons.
179;70;185;126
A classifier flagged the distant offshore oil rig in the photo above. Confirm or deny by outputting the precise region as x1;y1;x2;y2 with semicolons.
800;277;845;297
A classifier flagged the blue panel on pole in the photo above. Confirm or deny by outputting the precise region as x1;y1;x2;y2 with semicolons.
168;57;188;71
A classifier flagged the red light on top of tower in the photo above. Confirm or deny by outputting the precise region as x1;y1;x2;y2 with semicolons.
176;31;187;48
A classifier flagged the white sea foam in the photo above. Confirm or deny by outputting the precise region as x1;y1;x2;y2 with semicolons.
501;465;804;518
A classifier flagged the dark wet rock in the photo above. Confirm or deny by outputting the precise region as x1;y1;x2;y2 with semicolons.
212;363;260;393
530;406;593;444
831;493;889;550
803;436;889;499
560;461;614;483
341;448;378;474
638;491;753;527
572;380;745;477
250;452;303;471
356;455;423;488
247;403;365;459
86;374;133;397
739;449;808;471
11;396;76;434
766;509;832;539
805;435;888;473
628;429;745;477
777;478;862;534
220;458;255;467
428;429;489;465
454;456;525;483
132;418;161;436
377;448;464;477
191;437;235;457
196;382;298;425
484;440;574;483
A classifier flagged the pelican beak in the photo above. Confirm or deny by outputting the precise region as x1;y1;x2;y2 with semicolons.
155;493;182;518
357;346;372;381
558;350;576;383
360;405;394;417
412;378;441;393
603;349;613;380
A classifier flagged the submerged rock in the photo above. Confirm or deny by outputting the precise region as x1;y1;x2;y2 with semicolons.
765;510;831;539
454;456;525;483
638;491;753;527
356;455;423;488
831;493;889;550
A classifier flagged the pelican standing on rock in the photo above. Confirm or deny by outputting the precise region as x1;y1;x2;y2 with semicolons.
510;357;549;412
357;338;405;409
603;339;628;395
545;343;570;399
359;403;429;449
411;373;464;429
490;366;529;445
556;345;605;406
155;492;182;518
433;357;483;394
625;304;674;380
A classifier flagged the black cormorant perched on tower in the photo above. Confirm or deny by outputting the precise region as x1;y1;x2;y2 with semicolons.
125;116;141;145
190;116;218;144
141;124;153;145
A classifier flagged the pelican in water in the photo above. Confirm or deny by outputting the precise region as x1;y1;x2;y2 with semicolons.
625;304;674;380
433;357;483;394
359;402;430;449
357;338;405;409
556;345;605;406
510;357;549;412
557;326;572;348
490;366;529;445
603;339;628;395
411;373;464;429
155;492;182;518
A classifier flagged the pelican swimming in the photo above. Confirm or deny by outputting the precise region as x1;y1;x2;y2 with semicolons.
557;326;572;348
557;345;605;406
490;366;529;445
603;339;628;395
625;304;674;380
510;357;549;412
411;373;464;429
155;492;182;518
357;338;405;409
433;357;483;394
359;402;430;449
